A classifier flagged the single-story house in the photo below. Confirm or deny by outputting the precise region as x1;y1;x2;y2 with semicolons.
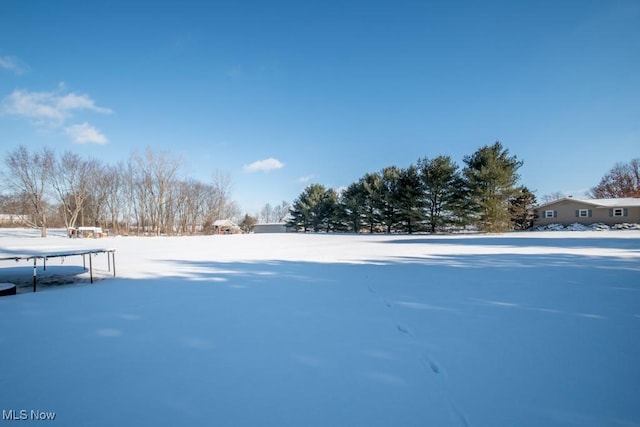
253;223;292;233
533;197;640;227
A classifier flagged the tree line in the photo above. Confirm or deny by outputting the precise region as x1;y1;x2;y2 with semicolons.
3;142;635;237
287;142;537;233
1;146;238;237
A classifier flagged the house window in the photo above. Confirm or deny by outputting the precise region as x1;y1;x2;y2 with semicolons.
613;208;624;217
578;209;590;218
545;210;555;218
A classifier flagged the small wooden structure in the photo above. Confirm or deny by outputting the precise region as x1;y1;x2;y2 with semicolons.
212;220;240;234
68;226;107;238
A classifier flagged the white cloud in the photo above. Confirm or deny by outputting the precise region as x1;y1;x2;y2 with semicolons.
65;123;108;145
297;174;316;183
1;86;112;126
1;85;112;144
243;157;284;173
0;56;28;75
56;92;112;114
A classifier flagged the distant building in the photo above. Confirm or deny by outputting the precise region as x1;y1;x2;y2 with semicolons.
212;219;241;234
68;226;106;238
533;197;640;227
253;223;291;233
0;214;28;225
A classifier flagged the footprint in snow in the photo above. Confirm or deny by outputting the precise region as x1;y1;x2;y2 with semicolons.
396;324;410;334
430;361;440;374
421;355;440;374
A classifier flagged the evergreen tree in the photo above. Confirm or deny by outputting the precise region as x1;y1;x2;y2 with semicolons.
287;184;339;232
361;172;383;233
339;181;367;232
417;155;466;233
463;142;523;232
379;166;402;233
509;187;536;230
320;188;340;232
396;165;424;233
288;185;317;232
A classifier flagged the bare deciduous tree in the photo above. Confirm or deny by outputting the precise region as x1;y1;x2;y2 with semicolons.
1;145;243;237
541;191;565;204
51;151;100;230
273;201;291;222
260;203;273;223
130;148;183;235
0;192;32;226
258;201;291;223
590;159;640;198
2;146;54;237
210;170;233;221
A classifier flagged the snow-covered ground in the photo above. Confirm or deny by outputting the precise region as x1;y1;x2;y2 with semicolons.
1;229;639;426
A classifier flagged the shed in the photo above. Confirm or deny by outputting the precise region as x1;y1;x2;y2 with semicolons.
212;219;240;234
253;223;291;233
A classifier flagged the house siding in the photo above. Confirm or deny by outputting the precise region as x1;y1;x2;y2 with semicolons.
253;223;291;233
534;199;640;226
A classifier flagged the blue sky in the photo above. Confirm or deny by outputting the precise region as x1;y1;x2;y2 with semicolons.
1;0;639;214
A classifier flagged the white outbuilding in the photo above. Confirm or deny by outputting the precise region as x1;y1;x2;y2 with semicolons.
253;223;291;233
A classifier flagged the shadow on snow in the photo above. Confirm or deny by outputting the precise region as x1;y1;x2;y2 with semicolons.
1;251;639;427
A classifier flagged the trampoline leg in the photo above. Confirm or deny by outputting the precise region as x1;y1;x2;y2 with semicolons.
33;258;37;292
112;252;116;277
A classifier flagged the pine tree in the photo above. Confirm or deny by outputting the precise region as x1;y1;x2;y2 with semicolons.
509;186;536;230
288;185;317;232
396;165;424;233
379;166;402;233
321;188;340;232
339;181;367;232
361;172;383;233
463;142;523;232
286;201;308;232
287;184;339;232
417;155;466;233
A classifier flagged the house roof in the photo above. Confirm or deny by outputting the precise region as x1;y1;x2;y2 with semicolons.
536;197;640;209
212;219;237;227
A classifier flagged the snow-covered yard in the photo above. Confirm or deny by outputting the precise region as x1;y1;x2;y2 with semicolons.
1;230;639;426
